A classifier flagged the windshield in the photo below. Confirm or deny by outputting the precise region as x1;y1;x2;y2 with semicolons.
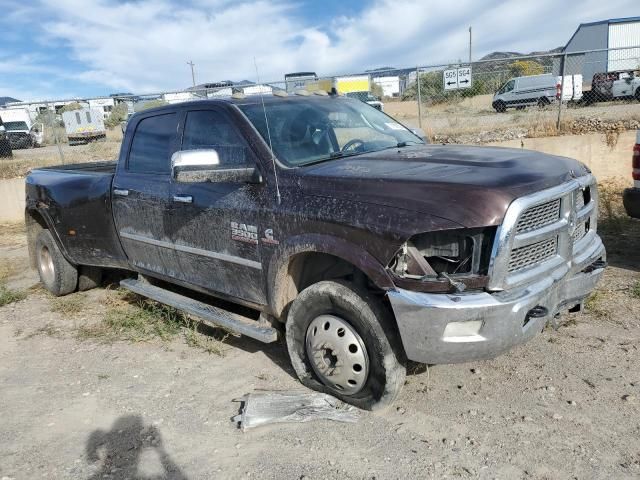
238;97;423;167
4;121;29;131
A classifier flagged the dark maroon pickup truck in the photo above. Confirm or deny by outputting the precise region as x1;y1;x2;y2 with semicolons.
25;93;606;409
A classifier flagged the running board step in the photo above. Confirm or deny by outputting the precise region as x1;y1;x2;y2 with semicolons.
120;278;278;343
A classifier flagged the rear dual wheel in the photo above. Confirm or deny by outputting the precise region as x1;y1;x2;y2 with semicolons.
35;230;102;296
286;280;406;410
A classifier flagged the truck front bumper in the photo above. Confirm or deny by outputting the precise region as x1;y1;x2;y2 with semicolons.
388;240;606;365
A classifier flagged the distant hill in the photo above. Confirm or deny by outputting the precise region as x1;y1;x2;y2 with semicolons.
0;96;20;107
479;47;563;61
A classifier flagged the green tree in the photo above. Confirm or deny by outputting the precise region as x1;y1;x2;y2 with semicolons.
59;102;84;113
370;82;384;99
136;99;167;111
508;60;544;77
105;103;129;129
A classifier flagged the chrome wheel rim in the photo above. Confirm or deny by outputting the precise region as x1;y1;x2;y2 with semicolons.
305;314;369;395
39;245;55;285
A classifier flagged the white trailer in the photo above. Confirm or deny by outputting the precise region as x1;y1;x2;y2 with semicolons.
62;108;106;146
372;76;401;97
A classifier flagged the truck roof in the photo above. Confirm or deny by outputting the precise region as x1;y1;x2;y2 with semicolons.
138;92;347;115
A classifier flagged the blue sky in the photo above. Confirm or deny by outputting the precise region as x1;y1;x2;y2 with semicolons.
0;0;639;101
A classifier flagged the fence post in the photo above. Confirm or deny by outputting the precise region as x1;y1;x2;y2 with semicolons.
556;53;567;131
48;102;65;164
416;66;423;129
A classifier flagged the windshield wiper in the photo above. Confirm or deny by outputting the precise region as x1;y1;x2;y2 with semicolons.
302;150;365;166
396;140;422;148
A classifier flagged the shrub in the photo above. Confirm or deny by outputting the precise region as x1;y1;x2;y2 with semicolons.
59;102;84;113
105;103;129;129
508;60;544;77
136;99;167;111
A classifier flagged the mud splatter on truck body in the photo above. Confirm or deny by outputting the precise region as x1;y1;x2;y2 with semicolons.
24;94;605;409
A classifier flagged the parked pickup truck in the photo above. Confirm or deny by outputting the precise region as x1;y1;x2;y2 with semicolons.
583;70;640;105
623;130;640;218
25;93;606;409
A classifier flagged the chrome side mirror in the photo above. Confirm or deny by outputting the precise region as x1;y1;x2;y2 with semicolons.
171;149;261;184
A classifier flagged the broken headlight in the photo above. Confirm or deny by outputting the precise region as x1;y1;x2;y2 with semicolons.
388;227;496;292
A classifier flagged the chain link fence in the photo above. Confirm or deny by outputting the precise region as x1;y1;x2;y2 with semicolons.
1;46;639;181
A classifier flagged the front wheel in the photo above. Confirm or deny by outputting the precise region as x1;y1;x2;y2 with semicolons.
635;88;640;102
494;101;506;113
286;280;406;410
537;97;550;108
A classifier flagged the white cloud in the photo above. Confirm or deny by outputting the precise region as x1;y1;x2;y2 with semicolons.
5;0;640;96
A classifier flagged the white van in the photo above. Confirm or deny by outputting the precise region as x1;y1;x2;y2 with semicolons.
492;74;582;112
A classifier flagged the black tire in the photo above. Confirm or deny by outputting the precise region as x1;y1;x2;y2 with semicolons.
635;88;640;102
494;101;506;113
78;266;102;291
286;280;406;410
537;97;550;108
0;139;11;158
35;229;78;296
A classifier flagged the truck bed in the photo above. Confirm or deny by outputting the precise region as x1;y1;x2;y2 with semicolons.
35;160;117;175
26;160;128;270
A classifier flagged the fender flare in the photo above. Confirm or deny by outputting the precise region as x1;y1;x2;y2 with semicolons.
25;207;76;267
266;233;396;318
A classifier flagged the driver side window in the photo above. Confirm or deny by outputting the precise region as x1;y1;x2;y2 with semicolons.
502;79;516;93
182;110;251;168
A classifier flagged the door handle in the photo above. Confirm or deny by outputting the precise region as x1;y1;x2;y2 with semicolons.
113;189;129;197
172;195;193;204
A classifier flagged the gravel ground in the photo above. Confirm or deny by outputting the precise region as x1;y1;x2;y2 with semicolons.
1;205;639;479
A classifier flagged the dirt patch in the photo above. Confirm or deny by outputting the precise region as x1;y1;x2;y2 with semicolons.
0;186;639;478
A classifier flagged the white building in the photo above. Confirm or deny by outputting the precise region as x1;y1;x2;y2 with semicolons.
163;91;196;104
562;17;640;83
88;97;115;119
372;76;401;97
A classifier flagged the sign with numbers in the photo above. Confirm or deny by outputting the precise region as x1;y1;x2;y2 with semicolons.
443;67;472;90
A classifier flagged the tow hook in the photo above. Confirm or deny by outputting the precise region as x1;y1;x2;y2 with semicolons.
583;259;607;273
524;305;549;328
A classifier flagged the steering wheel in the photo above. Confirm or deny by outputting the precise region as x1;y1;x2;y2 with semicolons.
341;139;365;152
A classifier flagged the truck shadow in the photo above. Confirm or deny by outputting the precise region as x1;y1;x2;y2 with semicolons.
195;321;298;380
598;217;640;272
86;415;187;480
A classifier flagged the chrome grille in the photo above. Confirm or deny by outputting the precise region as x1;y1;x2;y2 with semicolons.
575;189;585;211
488;175;600;291
515;199;561;234
572;221;587;244
508;237;558;273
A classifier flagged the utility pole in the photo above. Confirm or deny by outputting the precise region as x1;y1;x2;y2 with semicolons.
187;60;196;87
468;26;472;64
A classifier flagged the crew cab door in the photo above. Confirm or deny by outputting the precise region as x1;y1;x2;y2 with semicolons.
168;108;268;305
112;111;181;277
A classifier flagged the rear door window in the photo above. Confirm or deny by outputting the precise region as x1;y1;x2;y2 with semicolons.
128;113;177;174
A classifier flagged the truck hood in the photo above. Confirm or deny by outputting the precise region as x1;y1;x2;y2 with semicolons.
297;144;589;228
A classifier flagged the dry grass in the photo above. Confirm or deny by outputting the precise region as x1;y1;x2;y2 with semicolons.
184;319;230;357
0;134;121;179
77;289;185;343
75;288;229;354
584;290;611;320
50;293;86;316
0;283;26;307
